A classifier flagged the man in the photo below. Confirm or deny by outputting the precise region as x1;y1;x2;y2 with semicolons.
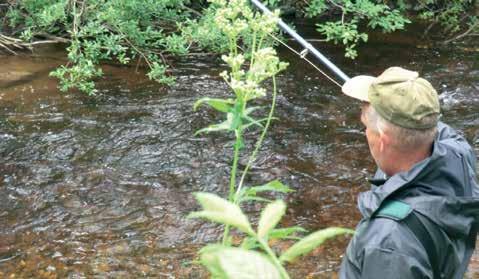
339;67;479;278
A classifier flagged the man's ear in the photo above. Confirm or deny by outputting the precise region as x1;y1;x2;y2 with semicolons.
378;130;391;152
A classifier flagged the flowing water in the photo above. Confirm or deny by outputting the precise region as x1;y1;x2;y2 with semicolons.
0;30;478;278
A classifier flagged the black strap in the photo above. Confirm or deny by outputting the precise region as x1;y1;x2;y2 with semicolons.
453;227;477;279
403;212;441;279
454;155;478;278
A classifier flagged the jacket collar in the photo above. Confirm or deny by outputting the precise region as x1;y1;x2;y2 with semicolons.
358;137;447;218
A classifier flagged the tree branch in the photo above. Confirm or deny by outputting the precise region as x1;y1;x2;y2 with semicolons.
443;21;479;44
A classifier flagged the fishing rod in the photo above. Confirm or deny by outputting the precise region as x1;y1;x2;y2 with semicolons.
250;0;350;84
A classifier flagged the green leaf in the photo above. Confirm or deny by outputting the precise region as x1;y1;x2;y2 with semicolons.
241;116;267;130
269;226;307;240
257;200;286;238
194;97;235;113
279;227;354;263
244;180;294;196
241;196;272;203
188;192;254;235
195;113;234;135
200;245;282;279
195;122;231;135
240;237;260;250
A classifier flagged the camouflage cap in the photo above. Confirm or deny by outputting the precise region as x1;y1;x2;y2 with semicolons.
342;67;440;129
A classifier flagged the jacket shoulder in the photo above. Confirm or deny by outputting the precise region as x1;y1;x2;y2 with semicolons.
374;200;412;221
341;217;433;278
437;122;475;162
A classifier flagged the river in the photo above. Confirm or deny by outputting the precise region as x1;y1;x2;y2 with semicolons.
0;28;478;278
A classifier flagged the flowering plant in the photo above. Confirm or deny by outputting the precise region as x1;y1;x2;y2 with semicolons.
190;1;354;277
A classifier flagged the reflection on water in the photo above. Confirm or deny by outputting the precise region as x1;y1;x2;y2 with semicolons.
0;39;478;278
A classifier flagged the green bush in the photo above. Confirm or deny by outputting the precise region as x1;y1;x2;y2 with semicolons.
3;0;477;94
270;0;476;58
305;0;410;58
6;0;201;94
415;0;478;39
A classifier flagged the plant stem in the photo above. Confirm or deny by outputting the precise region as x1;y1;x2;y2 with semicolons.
250;30;257;69
258;239;290;279
223;127;243;245
229;128;242;201
234;75;278;202
258;34;265;50
222;225;231;245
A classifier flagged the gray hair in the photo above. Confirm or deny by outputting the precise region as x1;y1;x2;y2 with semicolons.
365;106;438;150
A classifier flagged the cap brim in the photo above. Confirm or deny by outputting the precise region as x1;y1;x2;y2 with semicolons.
341;75;375;102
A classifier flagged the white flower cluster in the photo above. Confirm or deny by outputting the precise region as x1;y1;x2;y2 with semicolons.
221;53;245;70
212;0;250;37
249;47;289;83
220;49;288;101
210;0;280;37
210;0;289;102
231;79;267;101
250;10;280;34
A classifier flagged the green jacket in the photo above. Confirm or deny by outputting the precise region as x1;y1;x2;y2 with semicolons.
339;122;479;279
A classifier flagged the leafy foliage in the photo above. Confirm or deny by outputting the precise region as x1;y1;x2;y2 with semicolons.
190;193;354;278
189;192;254;235
257;200;286;238
303;0;476;58
199;245;282;279
279;227;355;263
306;0;410;58
180;5;230;53
6;0;199;94
414;0;478;41
238;180;294;203
3;0;476;92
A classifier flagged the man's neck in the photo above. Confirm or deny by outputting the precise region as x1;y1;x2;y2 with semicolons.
383;145;433;176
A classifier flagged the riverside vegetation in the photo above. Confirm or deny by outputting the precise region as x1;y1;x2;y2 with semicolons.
188;1;353;277
0;0;477;94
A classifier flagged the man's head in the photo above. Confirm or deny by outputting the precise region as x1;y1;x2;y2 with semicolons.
342;67;440;175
